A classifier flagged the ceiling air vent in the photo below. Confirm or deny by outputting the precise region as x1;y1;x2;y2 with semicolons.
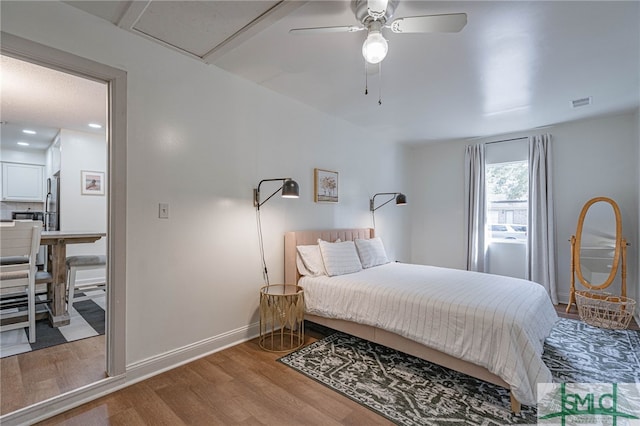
571;97;592;108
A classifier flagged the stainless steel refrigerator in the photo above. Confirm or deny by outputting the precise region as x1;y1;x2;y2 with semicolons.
45;173;60;231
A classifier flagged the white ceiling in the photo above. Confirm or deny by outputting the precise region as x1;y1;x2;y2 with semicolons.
3;1;639;151
0;55;107;152
214;0;640;143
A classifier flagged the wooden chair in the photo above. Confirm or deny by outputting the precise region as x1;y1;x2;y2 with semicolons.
0;220;43;343
66;255;106;309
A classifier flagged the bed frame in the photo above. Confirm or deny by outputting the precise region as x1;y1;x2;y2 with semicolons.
284;228;521;413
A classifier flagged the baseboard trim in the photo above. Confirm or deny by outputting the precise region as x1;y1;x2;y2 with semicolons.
125;323;260;385
0;322;260;425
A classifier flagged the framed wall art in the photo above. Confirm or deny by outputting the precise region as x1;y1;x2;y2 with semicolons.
314;168;338;203
81;170;105;195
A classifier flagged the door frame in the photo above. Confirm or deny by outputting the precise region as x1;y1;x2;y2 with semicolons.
1;32;127;425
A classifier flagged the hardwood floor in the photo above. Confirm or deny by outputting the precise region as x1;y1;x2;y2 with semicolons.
36;330;392;426
1;303;637;424
0;335;107;415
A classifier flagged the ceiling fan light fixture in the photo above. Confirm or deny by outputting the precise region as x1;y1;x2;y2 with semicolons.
362;30;388;64
367;0;388;20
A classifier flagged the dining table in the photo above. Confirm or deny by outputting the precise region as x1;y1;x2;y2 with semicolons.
40;231;106;327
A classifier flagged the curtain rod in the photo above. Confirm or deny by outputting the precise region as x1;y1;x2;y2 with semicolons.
485;136;528;145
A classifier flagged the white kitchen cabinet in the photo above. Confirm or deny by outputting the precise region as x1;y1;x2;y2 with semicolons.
1;162;45;202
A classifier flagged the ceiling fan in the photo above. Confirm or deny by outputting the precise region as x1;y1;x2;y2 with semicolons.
289;0;467;65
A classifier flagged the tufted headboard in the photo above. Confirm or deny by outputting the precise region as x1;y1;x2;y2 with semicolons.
284;228;374;284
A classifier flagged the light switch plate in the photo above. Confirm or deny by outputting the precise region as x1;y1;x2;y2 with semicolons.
159;203;169;219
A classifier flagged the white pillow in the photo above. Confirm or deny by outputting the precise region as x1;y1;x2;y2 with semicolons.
318;240;363;276
355;237;390;268
296;253;313;276
296;245;326;277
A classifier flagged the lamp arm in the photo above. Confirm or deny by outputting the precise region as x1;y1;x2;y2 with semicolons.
255;178;289;209
257;186;284;209
370;192;399;211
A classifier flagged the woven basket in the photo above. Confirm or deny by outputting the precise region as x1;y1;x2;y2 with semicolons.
575;291;636;330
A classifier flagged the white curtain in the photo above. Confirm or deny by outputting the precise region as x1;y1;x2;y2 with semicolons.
527;134;558;303
464;144;486;272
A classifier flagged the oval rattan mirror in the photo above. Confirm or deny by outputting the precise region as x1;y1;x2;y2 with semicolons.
575;197;621;289
567;196;628;312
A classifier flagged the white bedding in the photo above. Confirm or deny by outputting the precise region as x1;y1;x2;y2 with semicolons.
300;262;558;406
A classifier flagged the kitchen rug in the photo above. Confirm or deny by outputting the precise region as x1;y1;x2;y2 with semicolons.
0;290;105;358
279;318;640;426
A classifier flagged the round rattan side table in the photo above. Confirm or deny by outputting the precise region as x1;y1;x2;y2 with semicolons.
259;284;304;352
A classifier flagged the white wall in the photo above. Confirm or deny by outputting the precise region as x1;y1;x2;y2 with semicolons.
1;1;409;365
553;112;638;303
407;139;467;269
408;111;639;311
0;149;45;165
486;241;526;279
58;129;107;235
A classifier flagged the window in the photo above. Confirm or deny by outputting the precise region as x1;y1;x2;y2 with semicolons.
486;160;528;241
485;140;529;243
483;139;528;279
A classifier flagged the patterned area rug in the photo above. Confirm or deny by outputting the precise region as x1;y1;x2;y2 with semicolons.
278;318;640;426
0;290;105;358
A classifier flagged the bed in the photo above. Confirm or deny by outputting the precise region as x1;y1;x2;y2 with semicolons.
284;228;558;412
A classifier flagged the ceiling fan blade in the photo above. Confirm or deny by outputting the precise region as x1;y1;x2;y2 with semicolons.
289;25;365;35
389;13;467;34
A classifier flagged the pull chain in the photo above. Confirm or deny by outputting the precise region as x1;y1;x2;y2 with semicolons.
364;59;368;95
363;60;383;105
378;62;382;105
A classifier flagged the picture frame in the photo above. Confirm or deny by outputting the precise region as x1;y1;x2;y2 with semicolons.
314;168;338;203
81;170;105;195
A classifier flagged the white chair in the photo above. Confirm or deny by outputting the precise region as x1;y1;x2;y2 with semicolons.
65;255;106;309
0;220;43;343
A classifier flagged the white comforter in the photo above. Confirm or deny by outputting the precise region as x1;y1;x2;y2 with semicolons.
300;262;558;406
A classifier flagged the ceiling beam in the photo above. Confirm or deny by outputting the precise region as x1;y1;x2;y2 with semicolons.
201;0;308;64
115;0;306;65
117;0;151;30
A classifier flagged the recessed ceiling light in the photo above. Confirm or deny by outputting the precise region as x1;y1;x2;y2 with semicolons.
22;129;36;134
17;141;30;146
88;123;102;129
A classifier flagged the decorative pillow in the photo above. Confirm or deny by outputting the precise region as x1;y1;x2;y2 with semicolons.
318;240;363;276
355;237;390;268
296;245;326;277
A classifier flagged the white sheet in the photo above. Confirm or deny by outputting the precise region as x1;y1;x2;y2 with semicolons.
300;262;558;406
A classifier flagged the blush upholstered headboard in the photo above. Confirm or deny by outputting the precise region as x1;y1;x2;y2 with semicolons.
284;228;374;285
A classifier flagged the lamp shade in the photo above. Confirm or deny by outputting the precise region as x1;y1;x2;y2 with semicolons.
370;192;407;211
281;179;300;198
254;177;300;208
362;30;388;64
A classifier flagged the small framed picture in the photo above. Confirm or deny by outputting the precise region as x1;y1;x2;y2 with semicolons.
81;170;105;195
314;168;338;203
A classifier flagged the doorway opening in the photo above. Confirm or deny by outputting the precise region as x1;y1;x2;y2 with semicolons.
0;51;108;414
0;32;126;423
